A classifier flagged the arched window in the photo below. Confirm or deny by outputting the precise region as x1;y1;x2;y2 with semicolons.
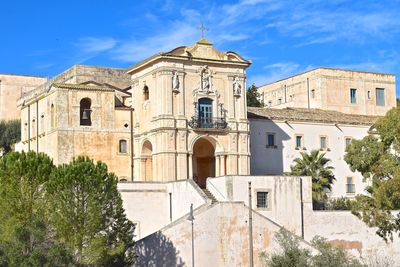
50;104;55;129
198;98;213;128
119;139;128;154
143;86;149;101
80;98;92;126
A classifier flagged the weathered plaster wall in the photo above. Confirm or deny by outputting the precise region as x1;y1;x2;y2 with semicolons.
207;175;313;235
118;180;208;239
135;202;314;267
304;210;400;262
127;176;399;265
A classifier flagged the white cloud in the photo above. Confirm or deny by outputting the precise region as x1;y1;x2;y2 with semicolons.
75;37;117;53
112;23;198;62
265;3;400;45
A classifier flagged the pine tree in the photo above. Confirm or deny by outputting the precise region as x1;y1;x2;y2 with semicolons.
46;156;135;266
0;151;73;266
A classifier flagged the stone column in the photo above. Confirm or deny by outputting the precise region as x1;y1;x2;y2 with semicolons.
221;155;226;176
227;154;238;175
160;71;173;115
242;76;247;119
179;72;186;116
188;153;193;179
215;155;220;177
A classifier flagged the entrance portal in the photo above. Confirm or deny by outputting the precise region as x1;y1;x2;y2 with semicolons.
192;138;215;188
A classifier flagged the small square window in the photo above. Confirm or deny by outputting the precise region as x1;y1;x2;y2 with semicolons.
267;133;275;147
346;177;355;193
295;135;303;149
256;191;269;208
278;98;282;104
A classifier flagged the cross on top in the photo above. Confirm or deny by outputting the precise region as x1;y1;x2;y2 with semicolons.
197;23;209;39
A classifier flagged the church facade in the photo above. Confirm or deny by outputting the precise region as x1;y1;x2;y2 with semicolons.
127;38;251;184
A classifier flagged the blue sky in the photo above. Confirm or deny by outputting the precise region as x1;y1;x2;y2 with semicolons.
1;0;399;96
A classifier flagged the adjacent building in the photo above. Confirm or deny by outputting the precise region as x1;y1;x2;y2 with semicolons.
258;68;396;116
18;65;133;178
0;74;47;121
248;107;379;197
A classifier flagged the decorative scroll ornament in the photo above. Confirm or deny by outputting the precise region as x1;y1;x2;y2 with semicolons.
172;71;180;93
233;76;241;97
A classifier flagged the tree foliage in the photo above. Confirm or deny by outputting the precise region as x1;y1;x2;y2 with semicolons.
344;107;400;241
246;84;264;107
262;229;363;267
0;152;135;266
0;120;21;154
290;150;336;208
47;156;135;266
0;151;73;266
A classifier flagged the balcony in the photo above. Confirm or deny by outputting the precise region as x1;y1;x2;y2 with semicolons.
188;116;228;130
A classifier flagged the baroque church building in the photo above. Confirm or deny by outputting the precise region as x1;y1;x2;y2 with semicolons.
19;39;251;186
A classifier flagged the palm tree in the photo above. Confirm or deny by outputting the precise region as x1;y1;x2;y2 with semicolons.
290;150;335;208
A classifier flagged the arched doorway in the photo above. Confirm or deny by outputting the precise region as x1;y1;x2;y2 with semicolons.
142;141;153;181
192;138;215;188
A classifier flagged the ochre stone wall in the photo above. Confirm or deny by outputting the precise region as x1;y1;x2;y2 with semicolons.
259;68;396;116
19;65;132;180
0;74;47;121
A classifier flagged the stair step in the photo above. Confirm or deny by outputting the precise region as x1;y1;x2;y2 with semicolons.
202;188;218;203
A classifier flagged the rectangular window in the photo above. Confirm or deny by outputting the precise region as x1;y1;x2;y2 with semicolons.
367;90;371;100
278;98;282;104
346;177;355;193
320;136;327;150
345;137;352;149
119;140;128;154
266;133;275;147
268;100;272;107
295;135;303;149
376;88;385;106
256;191;269;208
350;88;357;104
311;89;315;98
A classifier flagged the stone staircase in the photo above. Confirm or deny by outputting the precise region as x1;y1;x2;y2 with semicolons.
202;188;218;203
